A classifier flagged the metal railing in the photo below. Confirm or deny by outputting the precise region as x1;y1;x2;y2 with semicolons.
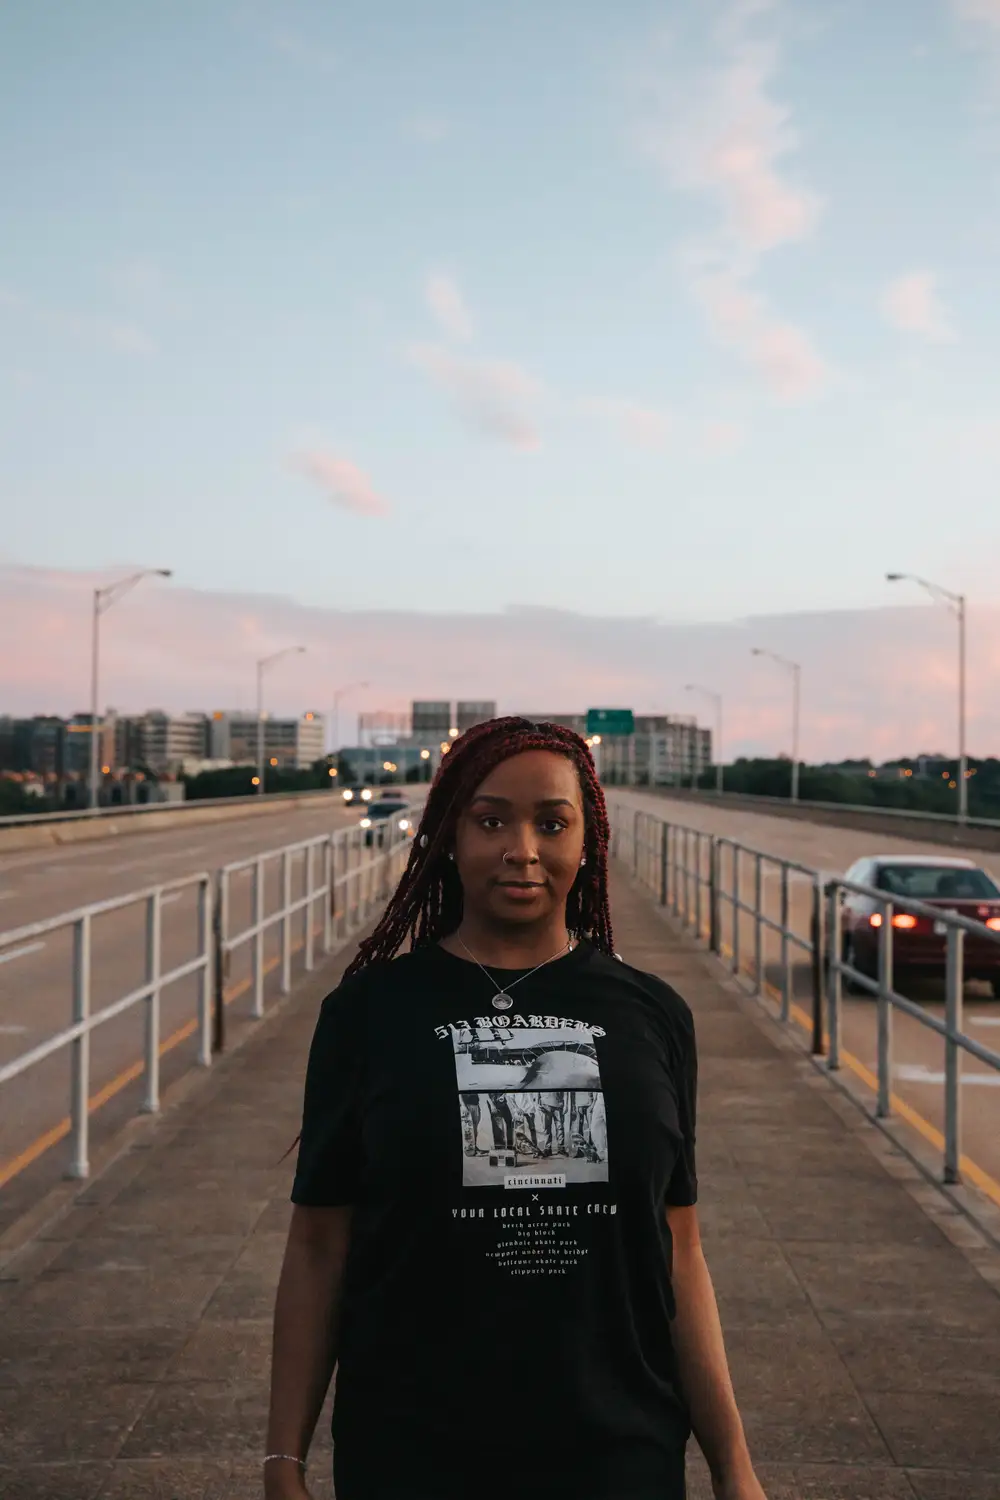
611;802;1000;1190
641;784;1000;831
0;785;343;830
0;817;415;1181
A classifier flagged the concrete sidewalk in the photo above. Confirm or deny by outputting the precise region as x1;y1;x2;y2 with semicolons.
2;868;1000;1499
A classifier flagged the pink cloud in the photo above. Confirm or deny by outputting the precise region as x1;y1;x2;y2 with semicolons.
425;271;474;342
694;269;826;399
292;451;389;516
4;566;999;764
409;343;544;450
881;271;957;343
954;0;1000;29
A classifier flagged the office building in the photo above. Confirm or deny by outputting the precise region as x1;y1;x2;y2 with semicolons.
599;715;712;787
133;712;210;774
411;700;453;741
455;700;496;734
209;710;325;770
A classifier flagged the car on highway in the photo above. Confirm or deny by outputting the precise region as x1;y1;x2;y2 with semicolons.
838;853;1000;994
360;795;414;848
342;784;373;806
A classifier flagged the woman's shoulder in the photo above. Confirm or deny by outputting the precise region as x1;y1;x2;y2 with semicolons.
320;945;439;1009
587;945;695;1037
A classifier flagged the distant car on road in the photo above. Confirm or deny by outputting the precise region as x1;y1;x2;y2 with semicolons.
360;795;413;848
838;854;1000;995
342;785;373;806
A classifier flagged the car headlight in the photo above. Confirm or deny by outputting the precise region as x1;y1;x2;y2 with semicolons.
360;817;372;828
399;818;410;830
342;790;352;801
361;789;372;801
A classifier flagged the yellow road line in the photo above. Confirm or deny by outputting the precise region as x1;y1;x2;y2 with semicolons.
705;926;1000;1212
0;943;298;1192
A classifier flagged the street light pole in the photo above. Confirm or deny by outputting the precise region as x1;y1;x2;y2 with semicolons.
685;684;724;794
751;648;802;802
88;569;172;811
255;646;307;795
886;573;968;822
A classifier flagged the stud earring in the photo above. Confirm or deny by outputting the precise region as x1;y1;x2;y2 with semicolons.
447;852;455;862
580;854;587;867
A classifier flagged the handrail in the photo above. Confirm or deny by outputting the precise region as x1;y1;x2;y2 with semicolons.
0;785;344;829
0;816;415;1183
649;785;1000;831
610;799;1000;1194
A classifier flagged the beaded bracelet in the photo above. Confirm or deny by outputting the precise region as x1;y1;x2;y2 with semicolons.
263;1453;306;1468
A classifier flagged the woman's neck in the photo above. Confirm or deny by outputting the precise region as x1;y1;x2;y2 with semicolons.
441;915;572;970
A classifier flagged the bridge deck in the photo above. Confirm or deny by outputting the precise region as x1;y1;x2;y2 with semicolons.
2;867;999;1499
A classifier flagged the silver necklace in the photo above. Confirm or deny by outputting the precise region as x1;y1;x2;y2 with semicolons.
456;934;574;1011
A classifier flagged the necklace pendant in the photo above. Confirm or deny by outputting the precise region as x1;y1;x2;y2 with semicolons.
492;993;513;1012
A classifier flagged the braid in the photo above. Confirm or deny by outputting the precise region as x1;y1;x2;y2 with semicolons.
345;716;615;976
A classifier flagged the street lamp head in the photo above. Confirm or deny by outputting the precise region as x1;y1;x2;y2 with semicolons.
885;572;902;583
155;569;173;579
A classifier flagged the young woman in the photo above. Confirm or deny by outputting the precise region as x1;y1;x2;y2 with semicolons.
264;717;766;1500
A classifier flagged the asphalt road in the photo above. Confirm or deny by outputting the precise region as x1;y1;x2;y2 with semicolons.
615;792;1000;1207
0;794;418;1232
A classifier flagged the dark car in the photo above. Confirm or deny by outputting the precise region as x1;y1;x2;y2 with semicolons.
838;854;1000;994
342;784;373;807
360;797;412;848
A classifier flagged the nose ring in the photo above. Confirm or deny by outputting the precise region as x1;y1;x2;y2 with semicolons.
502;851;513;864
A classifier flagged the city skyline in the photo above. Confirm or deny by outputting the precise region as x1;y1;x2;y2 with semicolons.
2;562;995;764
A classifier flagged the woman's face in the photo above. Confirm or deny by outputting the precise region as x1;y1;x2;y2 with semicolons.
452;749;586;931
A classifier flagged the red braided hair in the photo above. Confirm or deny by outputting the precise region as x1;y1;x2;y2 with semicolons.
344;716;614;976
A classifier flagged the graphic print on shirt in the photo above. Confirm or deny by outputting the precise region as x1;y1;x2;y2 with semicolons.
451;1023;609;1189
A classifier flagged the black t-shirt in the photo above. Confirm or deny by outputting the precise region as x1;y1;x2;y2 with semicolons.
292;940;698;1500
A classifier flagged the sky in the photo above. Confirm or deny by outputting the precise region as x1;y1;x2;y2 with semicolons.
3;0;1000;758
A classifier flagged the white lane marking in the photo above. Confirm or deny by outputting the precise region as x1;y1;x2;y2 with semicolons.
895;1063;1000;1086
0;940;46;966
0;890;14;901
0;1023;29;1034
968;1017;1000;1027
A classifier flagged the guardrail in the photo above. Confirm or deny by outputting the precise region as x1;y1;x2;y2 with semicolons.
611;802;1000;1192
640;784;1000;831
0;817;414;1182
0;785;343;829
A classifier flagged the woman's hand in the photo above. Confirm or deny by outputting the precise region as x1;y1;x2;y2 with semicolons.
262;1460;312;1499
712;1469;768;1500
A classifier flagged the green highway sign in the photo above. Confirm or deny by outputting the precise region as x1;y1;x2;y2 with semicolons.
586;708;634;737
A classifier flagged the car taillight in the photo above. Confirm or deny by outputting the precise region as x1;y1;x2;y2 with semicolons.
869;913;882;927
892;914;918;929
987;917;1000;932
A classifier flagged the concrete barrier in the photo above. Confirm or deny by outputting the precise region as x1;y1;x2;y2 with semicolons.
639;786;1000;854
0;790;343;855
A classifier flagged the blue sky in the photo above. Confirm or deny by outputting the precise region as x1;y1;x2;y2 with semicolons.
3;0;1000;629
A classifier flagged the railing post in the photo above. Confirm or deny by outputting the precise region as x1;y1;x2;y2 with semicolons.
826;882;842;1072
67;913;92;1179
659;821;668;906
780;864;791;1022
212;879;226;1055
671;825;680;917
708;838;719;954
731;846;741;975
876;901;894;1118
693;832;702;938
943;924;965;1184
632;809;640;877
753;853;763;995
252;859;264;1018
323;837;333;954
142;889;162;1114
196;876;212;1067
281;849;292;994
304;841;315;972
809;877;824;1055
